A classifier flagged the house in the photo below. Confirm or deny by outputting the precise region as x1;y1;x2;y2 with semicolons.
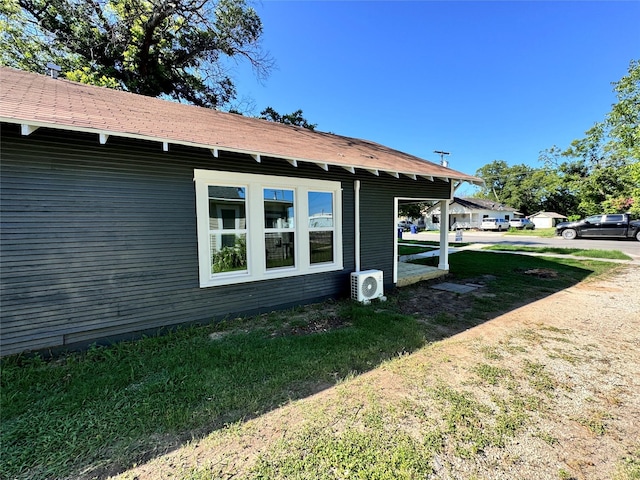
424;197;518;230
0;67;482;356
529;211;568;229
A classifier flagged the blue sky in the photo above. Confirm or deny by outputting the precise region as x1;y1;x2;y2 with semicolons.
232;1;639;190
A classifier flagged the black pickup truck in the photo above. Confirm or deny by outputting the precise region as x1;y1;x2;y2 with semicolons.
556;213;640;240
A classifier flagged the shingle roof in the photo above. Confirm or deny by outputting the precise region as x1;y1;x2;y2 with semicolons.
0;67;482;185
530;211;568;219
454;197;516;211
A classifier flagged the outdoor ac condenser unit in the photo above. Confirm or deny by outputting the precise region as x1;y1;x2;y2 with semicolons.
351;270;385;304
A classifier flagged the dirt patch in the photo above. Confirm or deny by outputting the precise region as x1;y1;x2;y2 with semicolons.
115;266;640;480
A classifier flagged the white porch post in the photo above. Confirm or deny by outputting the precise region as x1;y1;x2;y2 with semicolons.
439;199;450;270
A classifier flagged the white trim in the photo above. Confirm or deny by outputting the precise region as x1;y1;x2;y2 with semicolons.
194;169;343;288
99;133;109;144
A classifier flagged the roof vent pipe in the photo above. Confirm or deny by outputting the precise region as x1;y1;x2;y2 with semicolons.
46;62;61;79
434;150;450;168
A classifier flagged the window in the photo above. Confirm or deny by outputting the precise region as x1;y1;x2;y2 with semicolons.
208;186;247;275
308;191;335;264
195;170;343;287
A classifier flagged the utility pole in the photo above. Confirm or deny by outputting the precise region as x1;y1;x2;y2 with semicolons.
434;150;450;167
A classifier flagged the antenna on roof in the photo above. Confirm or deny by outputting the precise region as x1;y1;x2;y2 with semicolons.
434;150;450;167
46;62;61;79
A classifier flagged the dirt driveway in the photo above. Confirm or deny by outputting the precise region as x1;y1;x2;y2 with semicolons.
116;265;640;480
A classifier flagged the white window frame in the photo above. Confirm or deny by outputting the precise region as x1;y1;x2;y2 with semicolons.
195;169;343;288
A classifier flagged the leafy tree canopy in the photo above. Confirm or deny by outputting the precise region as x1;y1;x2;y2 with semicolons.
259;106;317;131
473;160;575;217
0;0;274;108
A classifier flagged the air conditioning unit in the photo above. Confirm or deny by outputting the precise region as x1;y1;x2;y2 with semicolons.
351;270;385;304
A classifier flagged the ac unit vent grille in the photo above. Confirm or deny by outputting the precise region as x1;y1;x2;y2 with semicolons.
351;270;384;304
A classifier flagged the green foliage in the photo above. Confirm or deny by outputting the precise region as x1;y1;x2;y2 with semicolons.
474;160;574;216
260;106;317;130
212;236;247;273
0;0;273;109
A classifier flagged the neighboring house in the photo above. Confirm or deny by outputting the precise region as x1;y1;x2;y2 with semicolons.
424;197;518;230
529;211;568;229
0;67;481;356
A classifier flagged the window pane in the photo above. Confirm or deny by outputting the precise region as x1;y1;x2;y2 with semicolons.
210;234;247;274
208;186;246;230
308;191;333;227
264;189;294;228
265;232;295;269
310;231;333;264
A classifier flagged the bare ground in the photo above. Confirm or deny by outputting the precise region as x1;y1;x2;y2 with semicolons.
115;265;640;480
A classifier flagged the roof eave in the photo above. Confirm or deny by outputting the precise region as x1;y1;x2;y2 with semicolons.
4;116;484;186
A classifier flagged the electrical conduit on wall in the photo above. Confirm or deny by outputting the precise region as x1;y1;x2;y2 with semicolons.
355;180;360;272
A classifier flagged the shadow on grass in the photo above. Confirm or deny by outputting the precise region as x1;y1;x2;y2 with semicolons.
0;252;622;480
396;251;622;341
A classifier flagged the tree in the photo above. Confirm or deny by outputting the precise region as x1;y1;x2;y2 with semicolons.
473;160;570;216
0;0;273;108
259;107;317;131
544;59;640;216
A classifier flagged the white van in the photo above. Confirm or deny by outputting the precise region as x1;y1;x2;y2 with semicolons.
480;218;509;231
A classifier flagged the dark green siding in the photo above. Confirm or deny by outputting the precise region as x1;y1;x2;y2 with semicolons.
0;124;451;355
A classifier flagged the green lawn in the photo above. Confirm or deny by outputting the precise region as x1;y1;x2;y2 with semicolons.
504;227;557;237
481;244;632;260
0;252;623;480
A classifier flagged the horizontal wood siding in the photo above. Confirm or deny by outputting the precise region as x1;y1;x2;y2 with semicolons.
1;124;450;355
358;176;450;286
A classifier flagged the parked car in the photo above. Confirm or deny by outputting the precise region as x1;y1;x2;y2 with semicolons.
397;220;413;230
480;218;509;231
509;218;535;230
555;214;640;240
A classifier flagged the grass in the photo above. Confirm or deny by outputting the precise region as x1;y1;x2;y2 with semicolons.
397;244;437;255
482;244;632;260
1;304;425;479
0;252;624;479
505;227;557;237
408;251;619;327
